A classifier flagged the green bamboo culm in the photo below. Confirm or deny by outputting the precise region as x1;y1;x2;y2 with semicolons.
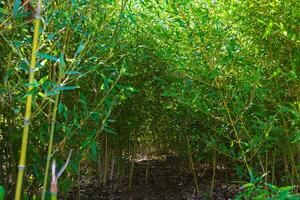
14;1;42;200
41;54;65;200
0;185;5;200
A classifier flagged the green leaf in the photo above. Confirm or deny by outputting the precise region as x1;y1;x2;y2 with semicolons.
47;33;57;40
59;53;66;75
45;90;59;96
38;75;49;85
71;0;77;7
265;183;278;193
74;42;85;58
242;182;254;189
288;70;297;80
249;169;255;183
0;7;9;15
37;53;60;62
278;189;290;199
65;70;83;75
279;22;288;36
91;112;100;122
126;87;137;92
271;68;281;78
90;141;98;161
263;21;273;38
19;60;29;72
58;102;64;114
56;86;80;91
279;186;294;191
38;92;46;98
13;0;21;16
13;11;32;19
103;126;116;135
79;92;87;105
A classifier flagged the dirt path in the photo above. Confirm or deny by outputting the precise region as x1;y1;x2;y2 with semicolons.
67;157;239;200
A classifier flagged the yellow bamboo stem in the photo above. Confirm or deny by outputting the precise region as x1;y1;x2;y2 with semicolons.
15;1;42;200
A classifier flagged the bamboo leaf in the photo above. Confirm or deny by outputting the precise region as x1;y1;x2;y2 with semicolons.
103;126;116;135
0;7;9;15
45;90;59;96
91;112;100;123
263;21;273;38
57;102;62;114
37;53;60;62
13;0;21;16
38;92;46;98
74;42;85;58
13;11;32;19
65;70;83;75
56;86;80;91
38;75;49;84
90;141;98;161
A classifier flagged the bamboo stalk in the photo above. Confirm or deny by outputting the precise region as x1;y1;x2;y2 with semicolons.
103;136;109;186
210;151;216;198
186;135;200;193
14;1;42;200
145;159;149;184
110;155;116;181
271;152;276;185
129;142;135;190
219;90;251;173
265;150;268;184
42;55;65;200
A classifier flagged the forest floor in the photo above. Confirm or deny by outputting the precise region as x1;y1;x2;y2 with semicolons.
68;156;240;200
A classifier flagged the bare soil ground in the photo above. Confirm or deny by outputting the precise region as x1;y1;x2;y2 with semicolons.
67;157;240;200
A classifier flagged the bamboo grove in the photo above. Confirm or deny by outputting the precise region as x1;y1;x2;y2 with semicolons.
0;0;299;199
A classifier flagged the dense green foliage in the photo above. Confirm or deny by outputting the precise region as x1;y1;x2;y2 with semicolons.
0;0;299;199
